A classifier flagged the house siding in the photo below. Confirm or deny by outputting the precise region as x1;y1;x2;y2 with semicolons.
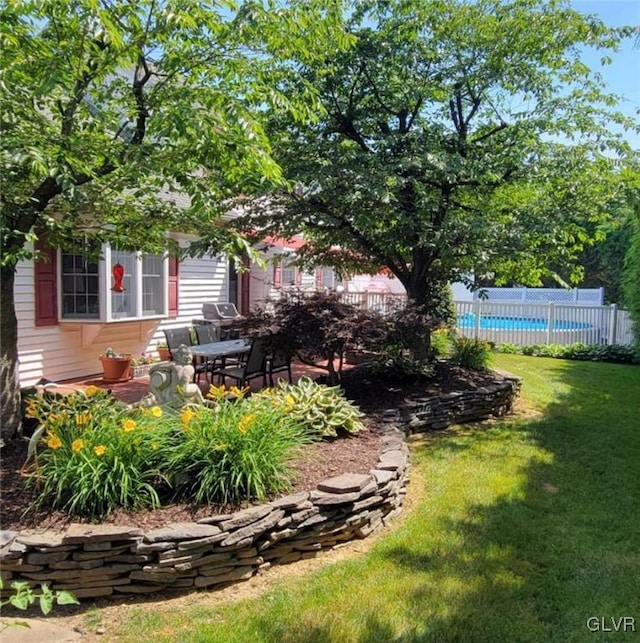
16;245;228;386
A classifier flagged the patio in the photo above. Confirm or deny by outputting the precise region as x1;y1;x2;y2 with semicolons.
61;358;344;405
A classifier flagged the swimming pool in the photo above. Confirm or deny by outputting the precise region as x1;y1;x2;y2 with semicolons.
457;312;593;332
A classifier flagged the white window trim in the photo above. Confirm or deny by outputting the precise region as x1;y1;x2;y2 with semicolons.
58;245;169;323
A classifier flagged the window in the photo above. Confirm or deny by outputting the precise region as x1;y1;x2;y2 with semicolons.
321;267;335;289
61;251;100;319
281;263;296;286
59;246;168;322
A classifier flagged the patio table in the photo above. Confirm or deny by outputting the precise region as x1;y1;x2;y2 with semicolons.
190;339;251;383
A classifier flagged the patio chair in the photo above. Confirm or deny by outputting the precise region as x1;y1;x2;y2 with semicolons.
163;327;208;383
211;336;270;389
194;324;220;345
267;347;293;387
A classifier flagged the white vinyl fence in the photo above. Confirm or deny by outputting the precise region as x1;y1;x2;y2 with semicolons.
338;292;635;347
474;287;604;305
455;301;634;347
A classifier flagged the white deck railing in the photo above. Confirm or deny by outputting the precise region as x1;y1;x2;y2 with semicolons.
338;292;635;346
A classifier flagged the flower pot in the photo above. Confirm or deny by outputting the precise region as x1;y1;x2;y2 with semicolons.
131;364;152;379
100;355;132;383
157;347;171;361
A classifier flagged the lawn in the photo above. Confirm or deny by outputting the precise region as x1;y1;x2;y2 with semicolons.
97;354;640;642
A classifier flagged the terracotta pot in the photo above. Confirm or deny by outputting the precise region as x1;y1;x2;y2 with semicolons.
157;347;171;361
100;355;132;383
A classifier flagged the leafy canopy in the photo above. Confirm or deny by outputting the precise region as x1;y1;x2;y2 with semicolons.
0;0;351;264
237;0;638;306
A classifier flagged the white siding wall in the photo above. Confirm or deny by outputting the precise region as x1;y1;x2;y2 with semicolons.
15;248;228;386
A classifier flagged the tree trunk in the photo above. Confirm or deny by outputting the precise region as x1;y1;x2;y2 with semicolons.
1;265;22;441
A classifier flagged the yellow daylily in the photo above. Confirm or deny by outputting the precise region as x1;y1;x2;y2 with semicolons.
229;385;250;400
94;445;107;457
122;419;137;432
206;384;227;400
71;438;85;453
84;385;100;396
150;406;163;418
76;412;92;425
45;435;62;450
238;414;256;434
181;408;196;426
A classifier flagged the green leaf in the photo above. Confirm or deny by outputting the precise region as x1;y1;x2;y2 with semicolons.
55;591;80;606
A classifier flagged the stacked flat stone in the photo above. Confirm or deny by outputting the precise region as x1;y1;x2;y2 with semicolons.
400;373;521;432
0;424;409;601
0;370;520;602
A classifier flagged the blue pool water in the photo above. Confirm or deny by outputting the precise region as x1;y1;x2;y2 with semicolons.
457;313;592;331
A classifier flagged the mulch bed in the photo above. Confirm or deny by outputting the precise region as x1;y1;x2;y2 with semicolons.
0;363;497;533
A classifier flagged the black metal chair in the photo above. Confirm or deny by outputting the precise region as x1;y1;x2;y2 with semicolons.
194;324;220;345
163;327;208;383
267;348;293;386
211;336;270;389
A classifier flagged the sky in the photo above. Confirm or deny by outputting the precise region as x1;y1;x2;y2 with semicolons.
571;0;640;149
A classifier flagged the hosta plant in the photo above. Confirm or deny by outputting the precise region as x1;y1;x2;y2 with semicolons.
265;376;365;437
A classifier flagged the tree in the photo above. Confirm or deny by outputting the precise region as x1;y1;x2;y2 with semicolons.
237;0;637;325
621;164;640;349
0;0;349;439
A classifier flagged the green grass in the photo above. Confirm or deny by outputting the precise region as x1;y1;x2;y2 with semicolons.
101;355;640;642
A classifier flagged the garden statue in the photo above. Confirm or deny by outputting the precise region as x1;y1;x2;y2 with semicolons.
139;344;204;407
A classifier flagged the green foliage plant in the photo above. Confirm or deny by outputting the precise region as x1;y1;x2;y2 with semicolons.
449;337;493;371
25;389;172;518
164;387;315;505
431;329;454;359
0;579;79;635
0;579;78;616
495;342;639;364
369;345;435;381
623;207;640;351
262;376;365;438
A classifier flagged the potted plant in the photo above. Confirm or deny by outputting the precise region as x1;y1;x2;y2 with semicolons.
99;347;133;383
157;341;171;361
130;353;160;378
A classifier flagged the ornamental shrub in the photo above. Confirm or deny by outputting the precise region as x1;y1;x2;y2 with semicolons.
25;389;172;518
263;376;365;437
368;345;434;380
164;388;315;505
494;342;639;364
449;336;493;370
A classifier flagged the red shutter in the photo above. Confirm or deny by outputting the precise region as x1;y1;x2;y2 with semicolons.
273;262;282;287
315;267;324;289
168;255;179;317
34;237;58;326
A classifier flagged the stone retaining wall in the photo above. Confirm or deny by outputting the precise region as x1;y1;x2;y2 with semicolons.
398;371;521;432
0;424;409;601
0;370;520;601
